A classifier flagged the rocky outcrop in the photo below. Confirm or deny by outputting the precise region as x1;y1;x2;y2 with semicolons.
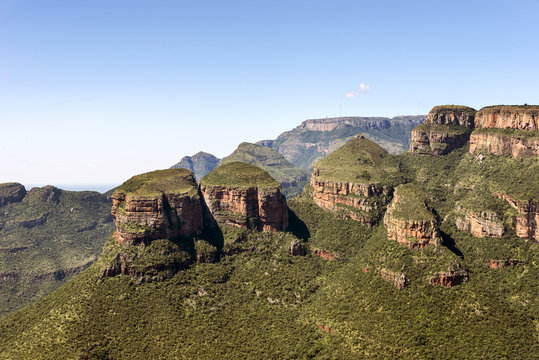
384;184;441;249
470;106;539;158
429;269;468;287
0;183;26;207
469;131;539;157
289;240;306;256
111;169;203;246
170;151;220;180
454;206;504;238
487;259;519;269
498;193;538;242
379;268;407;289
23;186;61;204
311;178;392;225
410;105;476;155
200;162;288;232
313;249;338;261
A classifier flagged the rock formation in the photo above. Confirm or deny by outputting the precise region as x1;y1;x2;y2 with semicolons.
289;240;306;256
384;184;441;249
379;268;407;289
429;269;468;287
199;162;288;232
498;193;538;242
311;135;399;225
170;151;220;180
111;169;203;246
410;105;476;155
454;206;504;238
0;183;26;207
487;259;519;269
469;105;539;157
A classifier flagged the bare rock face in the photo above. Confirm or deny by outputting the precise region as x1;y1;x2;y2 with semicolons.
498;193;538;242
410;105;476;155
384;184;441;249
470;105;539;158
454;206;504;238
311;135;399;226
111;169;203;246
0;183;26;207
199;162;288;232
429;269;468;287
289;240;306;256
379;268;407;289
487;259;519;269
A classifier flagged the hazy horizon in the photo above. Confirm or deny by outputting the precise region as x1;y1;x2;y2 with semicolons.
1;0;538;184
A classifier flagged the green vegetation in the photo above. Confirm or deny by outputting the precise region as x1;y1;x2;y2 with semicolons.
115;168;198;196
313;136;405;186
200;162;280;189
478;104;539;115
220;142;308;198
389;184;436;222
0;186;114;315
472;127;539;139
428;105;477;117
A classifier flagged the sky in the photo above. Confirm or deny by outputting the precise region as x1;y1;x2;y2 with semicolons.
1;0;538;187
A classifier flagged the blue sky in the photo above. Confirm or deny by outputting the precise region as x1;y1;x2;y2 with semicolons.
1;0;538;186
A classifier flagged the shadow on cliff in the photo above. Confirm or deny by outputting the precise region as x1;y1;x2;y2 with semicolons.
440;231;464;259
287;208;310;241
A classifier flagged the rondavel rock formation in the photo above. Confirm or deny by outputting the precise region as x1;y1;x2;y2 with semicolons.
310;135;397;226
199;162;288;232
105;166;289;281
383;184;442;249
410;105;476;155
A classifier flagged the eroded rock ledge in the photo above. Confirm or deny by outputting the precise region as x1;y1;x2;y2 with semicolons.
384;184;441;249
498;193;538;242
454;206;504;238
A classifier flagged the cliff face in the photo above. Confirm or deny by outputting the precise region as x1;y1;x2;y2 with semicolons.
454;206;504;238
200;163;288;232
410;105;476;155
111;192;203;246
429;269;468;287
469;106;539;158
498;193;538;242
383;184;441;249
310;135;401;226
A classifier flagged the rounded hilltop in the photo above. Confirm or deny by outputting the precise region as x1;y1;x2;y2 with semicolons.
114;168;198;197
200;162;280;188
313;135;401;186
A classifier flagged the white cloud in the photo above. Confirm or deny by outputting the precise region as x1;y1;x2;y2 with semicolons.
345;83;371;98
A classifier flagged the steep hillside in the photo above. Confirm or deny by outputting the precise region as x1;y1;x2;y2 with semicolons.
258;115;425;170
220;142;308;198
170;152;220;180
0;183;114;314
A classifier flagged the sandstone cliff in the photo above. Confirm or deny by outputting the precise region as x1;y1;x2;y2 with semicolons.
498;193;538;242
111;169;203;246
469;105;539;157
199;162;288;232
454;205;504;238
410;105;476;155
383;184;441;249
310;135;400;225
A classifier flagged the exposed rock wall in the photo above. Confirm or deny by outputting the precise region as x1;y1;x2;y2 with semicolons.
498;193;538;242
454;206;504;238
470;106;539;157
311;176;392;226
199;185;288;232
429;269;468;287
379;268;407;289
410;105;476;155
111;192;203;246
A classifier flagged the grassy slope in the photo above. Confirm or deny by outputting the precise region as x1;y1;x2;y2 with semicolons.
220;142;308;198
0;188;114;315
115;168;198;196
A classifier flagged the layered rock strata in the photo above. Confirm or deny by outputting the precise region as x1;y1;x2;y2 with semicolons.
498;193;538;242
384;184;441;249
429;269;468;287
311;135;399;226
111;169;203;246
469;105;539;157
410;105;476;155
454;206;504;238
199;162;288;232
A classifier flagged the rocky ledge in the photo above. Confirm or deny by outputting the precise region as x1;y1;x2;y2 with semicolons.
311;135;399;225
384;184;441;249
429;268;468;287
111;169;203;246
469;105;539;157
498;193;538;242
454;205;504;238
410;105;476;155
199;162;288;232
